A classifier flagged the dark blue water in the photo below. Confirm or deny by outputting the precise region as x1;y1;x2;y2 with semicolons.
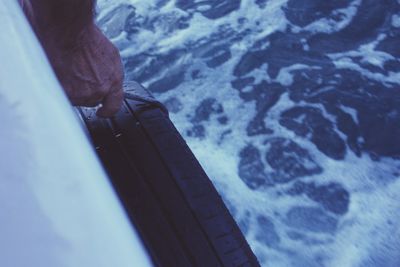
98;1;400;266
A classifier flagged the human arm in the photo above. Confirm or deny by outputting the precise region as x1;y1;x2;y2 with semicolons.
21;0;124;117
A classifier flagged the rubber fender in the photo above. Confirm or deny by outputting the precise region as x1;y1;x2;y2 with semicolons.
78;82;260;267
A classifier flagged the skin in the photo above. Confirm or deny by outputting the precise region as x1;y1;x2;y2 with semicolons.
19;0;124;117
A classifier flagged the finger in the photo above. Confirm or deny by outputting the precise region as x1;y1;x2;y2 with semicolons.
96;86;124;118
69;93;104;107
83;99;102;107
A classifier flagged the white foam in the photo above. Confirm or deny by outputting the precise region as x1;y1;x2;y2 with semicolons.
97;1;400;266
292;0;362;34
392;14;400;28
276;64;320;86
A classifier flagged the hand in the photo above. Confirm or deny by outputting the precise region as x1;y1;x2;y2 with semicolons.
44;24;124;118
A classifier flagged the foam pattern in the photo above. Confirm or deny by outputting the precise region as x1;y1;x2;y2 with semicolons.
97;1;400;266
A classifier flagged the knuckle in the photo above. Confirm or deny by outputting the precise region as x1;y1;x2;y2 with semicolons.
93;89;106;99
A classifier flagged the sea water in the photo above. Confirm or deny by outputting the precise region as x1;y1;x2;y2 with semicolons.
97;1;400;266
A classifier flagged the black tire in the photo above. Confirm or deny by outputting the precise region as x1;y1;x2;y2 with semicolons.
78;82;260;267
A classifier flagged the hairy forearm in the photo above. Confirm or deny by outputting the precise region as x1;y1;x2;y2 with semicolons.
19;0;124;117
29;0;96;47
